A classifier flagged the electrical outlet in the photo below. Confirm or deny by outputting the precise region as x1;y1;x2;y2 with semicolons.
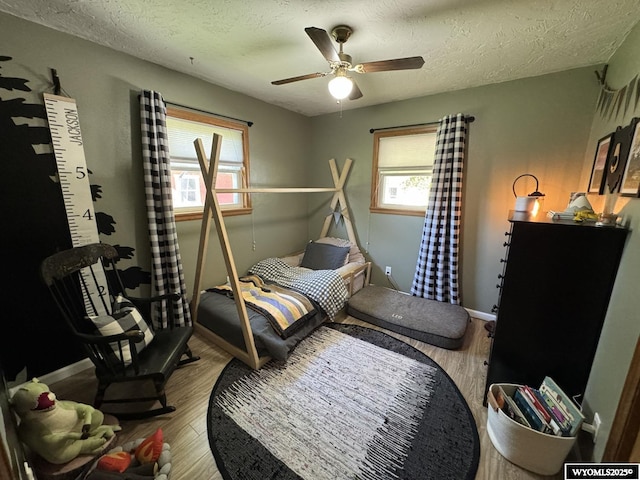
385;266;392;276
593;412;601;442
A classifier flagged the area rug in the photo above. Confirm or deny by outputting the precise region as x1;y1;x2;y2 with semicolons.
207;324;480;480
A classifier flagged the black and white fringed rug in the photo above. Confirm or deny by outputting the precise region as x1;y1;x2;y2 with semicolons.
207;324;480;480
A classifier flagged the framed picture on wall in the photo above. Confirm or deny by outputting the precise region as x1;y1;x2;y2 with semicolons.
606;123;634;194
620;119;640;197
588;134;611;194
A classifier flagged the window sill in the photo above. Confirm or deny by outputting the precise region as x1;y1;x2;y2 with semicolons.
370;207;425;217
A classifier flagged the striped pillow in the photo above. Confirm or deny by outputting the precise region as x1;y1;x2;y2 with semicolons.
90;295;155;366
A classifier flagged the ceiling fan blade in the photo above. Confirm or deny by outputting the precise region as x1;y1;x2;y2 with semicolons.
357;56;425;73
349;80;363;100
305;27;340;63
271;72;328;85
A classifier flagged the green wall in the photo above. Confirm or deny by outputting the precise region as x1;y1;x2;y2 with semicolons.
580;21;640;461
309;68;599;312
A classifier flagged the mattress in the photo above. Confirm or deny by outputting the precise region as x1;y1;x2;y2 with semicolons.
347;286;470;349
197;290;326;361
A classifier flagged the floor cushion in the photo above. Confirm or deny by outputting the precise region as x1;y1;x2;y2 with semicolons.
347;286;469;349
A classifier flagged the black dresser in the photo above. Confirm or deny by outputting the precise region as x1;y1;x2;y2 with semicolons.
484;212;628;404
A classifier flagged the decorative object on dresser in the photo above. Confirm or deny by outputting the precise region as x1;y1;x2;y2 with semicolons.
547;192;597;222
208;324;480;480
511;173;545;215
485;212;628;406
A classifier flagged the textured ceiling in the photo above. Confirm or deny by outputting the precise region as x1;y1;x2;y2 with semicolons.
1;0;639;116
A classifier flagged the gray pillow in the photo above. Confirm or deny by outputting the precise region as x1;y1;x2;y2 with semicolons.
300;241;350;270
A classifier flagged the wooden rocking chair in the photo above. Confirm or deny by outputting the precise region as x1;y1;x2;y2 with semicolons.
40;243;199;419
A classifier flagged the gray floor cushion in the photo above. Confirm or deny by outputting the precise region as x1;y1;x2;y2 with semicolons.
347;286;470;349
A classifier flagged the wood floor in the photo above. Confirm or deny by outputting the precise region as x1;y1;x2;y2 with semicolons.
50;316;568;479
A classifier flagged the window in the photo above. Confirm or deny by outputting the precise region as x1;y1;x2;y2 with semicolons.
166;107;250;220
371;126;437;216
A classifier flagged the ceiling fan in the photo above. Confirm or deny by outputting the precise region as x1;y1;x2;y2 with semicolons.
271;25;425;100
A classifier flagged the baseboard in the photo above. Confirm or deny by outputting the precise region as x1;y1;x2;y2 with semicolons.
464;308;496;322
8;358;93;397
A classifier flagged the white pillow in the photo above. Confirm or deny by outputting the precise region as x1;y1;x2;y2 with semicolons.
90;295;155;366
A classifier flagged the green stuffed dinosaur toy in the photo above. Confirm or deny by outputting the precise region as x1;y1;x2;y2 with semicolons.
10;378;121;464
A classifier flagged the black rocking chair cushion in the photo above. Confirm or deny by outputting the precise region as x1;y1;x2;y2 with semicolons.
93;325;193;380
131;325;194;377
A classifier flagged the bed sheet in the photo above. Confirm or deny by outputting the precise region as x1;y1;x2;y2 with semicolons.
280;254;368;295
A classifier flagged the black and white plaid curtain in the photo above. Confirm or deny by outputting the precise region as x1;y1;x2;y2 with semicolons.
411;113;468;304
140;90;191;328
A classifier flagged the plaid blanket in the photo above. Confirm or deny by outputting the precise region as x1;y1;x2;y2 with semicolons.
249;258;348;320
208;275;317;339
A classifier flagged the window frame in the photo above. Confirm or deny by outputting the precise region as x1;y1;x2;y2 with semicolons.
370;125;437;217
166;107;251;221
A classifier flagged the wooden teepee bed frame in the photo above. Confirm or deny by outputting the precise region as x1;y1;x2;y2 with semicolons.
190;134;370;369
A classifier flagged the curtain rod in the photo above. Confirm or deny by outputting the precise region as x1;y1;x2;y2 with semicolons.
369;115;475;134
165;100;254;127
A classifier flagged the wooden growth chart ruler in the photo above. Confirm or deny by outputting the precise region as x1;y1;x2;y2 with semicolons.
44;93;109;314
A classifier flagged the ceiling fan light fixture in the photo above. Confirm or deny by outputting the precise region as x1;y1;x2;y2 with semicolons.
328;74;353;100
272;25;425;102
